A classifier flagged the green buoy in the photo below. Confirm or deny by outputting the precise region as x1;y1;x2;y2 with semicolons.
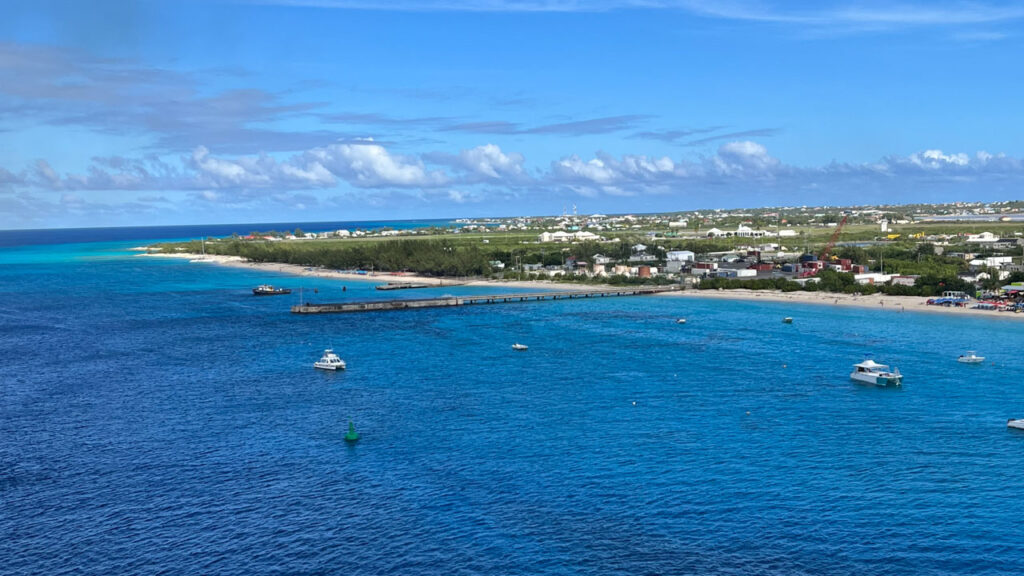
344;421;360;443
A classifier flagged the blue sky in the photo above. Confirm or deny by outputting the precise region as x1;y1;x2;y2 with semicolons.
1;0;1023;228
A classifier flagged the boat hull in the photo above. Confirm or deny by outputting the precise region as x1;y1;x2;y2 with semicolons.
850;372;902;387
314;362;345;370
1008;419;1024;430
253;289;292;296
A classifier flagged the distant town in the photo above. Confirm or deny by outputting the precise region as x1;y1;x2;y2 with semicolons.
159;200;1024;304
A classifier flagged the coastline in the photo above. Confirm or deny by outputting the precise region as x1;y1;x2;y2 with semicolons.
139;251;601;292
140;251;1024;320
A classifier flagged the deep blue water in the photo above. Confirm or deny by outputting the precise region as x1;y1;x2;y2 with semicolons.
2;233;1024;575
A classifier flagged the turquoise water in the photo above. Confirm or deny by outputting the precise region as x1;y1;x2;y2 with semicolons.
2;234;1024;574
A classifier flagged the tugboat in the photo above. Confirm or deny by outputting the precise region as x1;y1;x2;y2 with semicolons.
850;358;903;387
253;284;292;296
314;349;347;370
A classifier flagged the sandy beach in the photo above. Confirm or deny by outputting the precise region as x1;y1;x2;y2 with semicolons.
139;252;601;292
141;251;1024;320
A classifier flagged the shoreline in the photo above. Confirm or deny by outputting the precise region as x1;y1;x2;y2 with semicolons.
140;251;1024;320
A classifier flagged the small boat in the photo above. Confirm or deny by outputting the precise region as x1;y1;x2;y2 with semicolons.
1008;419;1024;430
314;349;347;370
782;317;793;324
253;284;292;296
850;358;902;387
957;351;985;364
512;343;528;351
676;318;687;324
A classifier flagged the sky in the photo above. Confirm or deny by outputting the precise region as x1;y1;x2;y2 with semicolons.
1;0;1023;229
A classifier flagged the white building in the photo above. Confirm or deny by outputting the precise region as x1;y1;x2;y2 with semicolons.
966;231;998;243
666;250;695;262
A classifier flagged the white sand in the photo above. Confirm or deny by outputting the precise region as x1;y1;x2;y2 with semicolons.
140;251;1024;320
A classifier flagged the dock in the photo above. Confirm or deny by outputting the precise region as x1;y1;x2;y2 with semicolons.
292;286;680;314
375;282;433;291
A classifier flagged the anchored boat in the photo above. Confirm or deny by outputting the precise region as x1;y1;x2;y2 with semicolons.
253;284;292;296
512;343;528;351
850;359;902;387
314;349;347;370
957;351;985;364
1008;419;1024;430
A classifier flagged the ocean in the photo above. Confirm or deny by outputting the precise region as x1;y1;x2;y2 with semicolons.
2;225;1024;575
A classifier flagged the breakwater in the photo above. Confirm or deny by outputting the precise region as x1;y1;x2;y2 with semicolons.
291;286;680;314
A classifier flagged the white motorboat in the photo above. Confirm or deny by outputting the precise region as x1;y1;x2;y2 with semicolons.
957;351;985;364
676;318;687;324
314;349;346;370
850;359;902;387
1008;419;1024;430
512;343;528;351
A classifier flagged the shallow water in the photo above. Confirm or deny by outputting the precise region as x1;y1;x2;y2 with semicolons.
2;236;1023;575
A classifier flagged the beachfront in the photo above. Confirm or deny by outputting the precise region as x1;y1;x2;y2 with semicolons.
141;251;1024;320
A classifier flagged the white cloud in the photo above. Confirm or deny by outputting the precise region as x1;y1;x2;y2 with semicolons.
713;141;781;176
305;142;447;188
7;140;1024;224
909;149;971;168
457;144;525;179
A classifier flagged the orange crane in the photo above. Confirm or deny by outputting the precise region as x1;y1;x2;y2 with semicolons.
819;215;848;261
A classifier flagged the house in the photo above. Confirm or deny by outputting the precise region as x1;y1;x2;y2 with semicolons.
705;228;727;238
966;231;998;243
592;254;615;265
969;256;1013;268
666;250;695;262
734;225;767;238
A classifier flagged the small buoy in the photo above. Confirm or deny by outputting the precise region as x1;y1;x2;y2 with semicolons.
746;411;750;415
344;421;360;443
632;401;637;406
783;364;787;368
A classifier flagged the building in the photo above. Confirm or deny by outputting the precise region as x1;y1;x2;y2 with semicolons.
966;231;998;243
666;250;695;262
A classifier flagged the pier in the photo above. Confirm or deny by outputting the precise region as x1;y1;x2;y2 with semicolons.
375;282;433;291
291;286;680;314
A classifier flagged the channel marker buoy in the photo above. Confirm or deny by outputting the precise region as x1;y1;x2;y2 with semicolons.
344;421;360;443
